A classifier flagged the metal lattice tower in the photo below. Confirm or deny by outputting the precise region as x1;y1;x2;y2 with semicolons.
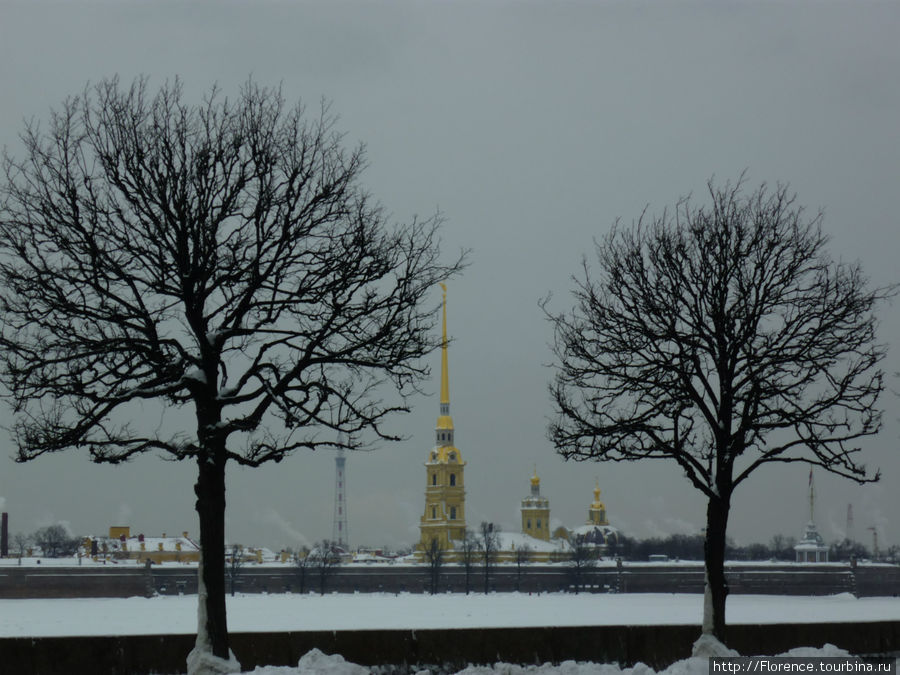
332;448;348;550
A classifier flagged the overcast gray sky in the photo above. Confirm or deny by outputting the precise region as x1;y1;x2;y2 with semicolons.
0;0;897;554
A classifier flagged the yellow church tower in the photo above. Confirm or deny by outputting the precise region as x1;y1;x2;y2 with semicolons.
419;284;467;551
520;468;551;541
588;479;609;526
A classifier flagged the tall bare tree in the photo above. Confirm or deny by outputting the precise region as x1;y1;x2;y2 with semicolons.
458;528;478;595
293;546;313;595
226;544;245;597
479;520;500;595
12;532;32;564
310;539;343;595
423;536;445;595
0;76;464;672
513;543;532;592
566;536;597;594
545;177;892;642
33;524;80;558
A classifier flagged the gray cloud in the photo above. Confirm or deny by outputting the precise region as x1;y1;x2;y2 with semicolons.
0;0;897;553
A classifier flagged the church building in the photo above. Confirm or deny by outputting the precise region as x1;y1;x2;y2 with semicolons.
587;480;609;526
563;480;619;552
416;288;620;562
419;284;467;552
520;468;551;541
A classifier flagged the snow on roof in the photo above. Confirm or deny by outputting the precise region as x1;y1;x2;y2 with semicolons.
92;534;199;553
496;531;569;553
570;524;619;537
793;541;829;551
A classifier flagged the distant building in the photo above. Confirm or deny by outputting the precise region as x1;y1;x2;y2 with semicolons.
86;526;200;564
587;480;608;526
795;521;828;563
794;469;829;563
415;288;619;563
560;480;619;553
520;469;550;541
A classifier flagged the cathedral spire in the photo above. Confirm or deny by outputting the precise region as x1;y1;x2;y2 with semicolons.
440;283;450;412
436;284;454;445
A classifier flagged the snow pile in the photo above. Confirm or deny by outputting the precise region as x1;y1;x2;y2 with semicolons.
240;643;858;675
454;662;659;675
690;634;737;658
186;646;241;675
245;648;367;675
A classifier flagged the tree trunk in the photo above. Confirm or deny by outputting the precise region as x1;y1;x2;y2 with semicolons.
702;494;730;641
194;453;230;660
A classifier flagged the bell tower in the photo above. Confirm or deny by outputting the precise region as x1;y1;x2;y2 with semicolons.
588;479;609;526
521;467;551;541
419;284;467;551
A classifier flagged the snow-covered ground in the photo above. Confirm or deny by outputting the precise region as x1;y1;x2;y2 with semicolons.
1;593;896;674
1;591;898;637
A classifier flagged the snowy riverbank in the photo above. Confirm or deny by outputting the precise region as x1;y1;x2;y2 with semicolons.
1;591;898;637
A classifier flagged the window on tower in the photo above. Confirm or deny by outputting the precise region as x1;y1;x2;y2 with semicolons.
432;474;437;486
450;506;456;520
537;519;542;529
432;506;436;519
449;473;456;486
449;452;455;461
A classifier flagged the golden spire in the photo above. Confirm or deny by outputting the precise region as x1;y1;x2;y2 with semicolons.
435;283;454;438
592;478;603;507
530;465;540;487
440;283;449;406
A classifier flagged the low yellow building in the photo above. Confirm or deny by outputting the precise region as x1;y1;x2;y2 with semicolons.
85;526;200;564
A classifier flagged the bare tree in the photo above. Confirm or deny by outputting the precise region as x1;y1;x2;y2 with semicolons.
479;521;501;595
513;543;532;592
225;544;244;597
545;177;892;642
769;534;797;562
33;524;79;558
293;546;313;595
567;537;597;594
458;529;478;595
12;532;31;565
311;540;342;595
0;76;464;671
423;537;445;595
